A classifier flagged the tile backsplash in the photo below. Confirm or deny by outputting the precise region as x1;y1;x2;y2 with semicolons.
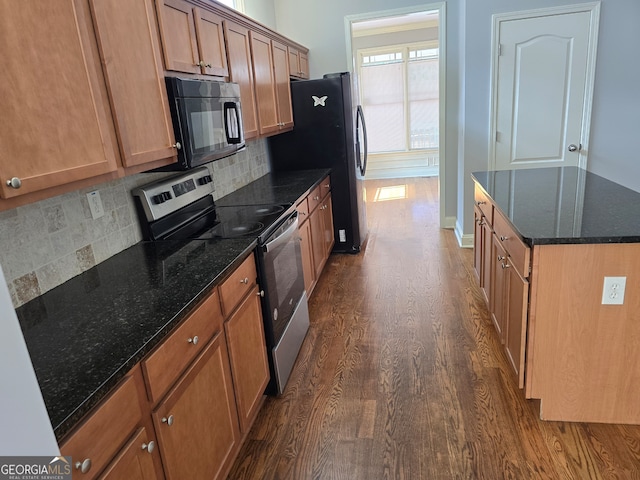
1;139;270;308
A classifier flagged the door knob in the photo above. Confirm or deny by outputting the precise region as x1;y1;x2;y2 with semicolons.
568;144;579;152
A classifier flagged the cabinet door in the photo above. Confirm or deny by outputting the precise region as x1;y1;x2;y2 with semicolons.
98;428;159;480
225;286;269;433
0;0;119;198
288;47;301;78
153;333;240;480
321;193;334;259
299;219;315;295
505;261;529;389
272;40;294;130
250;31;279;135
490;234;508;342
193;8;229;77
310;203;325;277
155;0;200;74
473;207;483;282
299;51;309;79
481;219;492;305
90;0;176;169
225;20;259;139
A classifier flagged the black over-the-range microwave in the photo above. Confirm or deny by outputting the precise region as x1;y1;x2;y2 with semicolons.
159;76;245;171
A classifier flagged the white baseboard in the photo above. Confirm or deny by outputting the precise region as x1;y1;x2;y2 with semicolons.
455;220;474;248
441;215;456;229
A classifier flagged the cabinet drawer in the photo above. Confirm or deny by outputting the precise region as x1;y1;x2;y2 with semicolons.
219;254;257;317
474;184;493;225
319;176;331;197
60;373;142;480
143;290;223;403
296;197;309;223
493;210;530;277
307;185;322;213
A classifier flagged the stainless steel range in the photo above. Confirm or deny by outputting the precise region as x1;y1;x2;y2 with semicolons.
132;167;310;395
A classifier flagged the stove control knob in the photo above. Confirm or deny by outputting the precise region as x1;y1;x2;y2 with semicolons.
153;191;172;204
162;191;172;201
197;175;212;186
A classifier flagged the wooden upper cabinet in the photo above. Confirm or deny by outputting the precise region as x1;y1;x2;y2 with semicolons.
193;8;229;77
224;20;259;140
0;0;119;199
272;40;294;130
156;0;229;77
250;31;279;136
90;0;176;169
288;46;309;79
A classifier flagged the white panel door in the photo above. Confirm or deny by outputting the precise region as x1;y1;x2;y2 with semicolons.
493;10;597;170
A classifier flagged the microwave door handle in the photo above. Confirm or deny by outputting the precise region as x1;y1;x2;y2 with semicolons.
224;102;241;144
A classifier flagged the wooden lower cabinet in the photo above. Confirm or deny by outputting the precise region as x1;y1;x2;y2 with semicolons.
225;286;269;433
505;262;529;389
490;233;507;342
298;218;315;295
153;332;240;480
98;427;159;480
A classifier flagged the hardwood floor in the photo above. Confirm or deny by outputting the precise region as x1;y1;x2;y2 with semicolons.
228;177;640;479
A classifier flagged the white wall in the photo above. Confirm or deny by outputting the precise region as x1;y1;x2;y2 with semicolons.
274;0;640;240
274;0;462;224
243;0;277;30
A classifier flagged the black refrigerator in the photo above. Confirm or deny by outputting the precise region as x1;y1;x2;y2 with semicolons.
268;72;368;253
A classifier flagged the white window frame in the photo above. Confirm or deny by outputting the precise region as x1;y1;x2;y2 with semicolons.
357;40;439;154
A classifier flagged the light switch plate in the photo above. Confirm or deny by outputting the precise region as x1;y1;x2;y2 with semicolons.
602;276;626;305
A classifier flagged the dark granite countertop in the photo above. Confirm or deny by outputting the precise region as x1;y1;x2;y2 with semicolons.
472;167;640;246
15;168;330;441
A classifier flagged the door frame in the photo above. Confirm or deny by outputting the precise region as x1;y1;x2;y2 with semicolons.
344;2;448;228
488;2;601;171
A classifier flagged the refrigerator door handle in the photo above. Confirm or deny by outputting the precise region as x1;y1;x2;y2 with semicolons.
356;105;368;176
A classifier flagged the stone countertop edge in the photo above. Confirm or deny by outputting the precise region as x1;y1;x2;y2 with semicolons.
15;168;331;442
471;168;640;247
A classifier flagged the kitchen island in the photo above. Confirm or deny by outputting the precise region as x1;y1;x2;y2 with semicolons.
15;168;330;442
472;167;640;424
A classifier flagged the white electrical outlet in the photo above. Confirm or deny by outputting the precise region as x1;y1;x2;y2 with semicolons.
339;229;346;242
601;276;626;305
86;191;105;220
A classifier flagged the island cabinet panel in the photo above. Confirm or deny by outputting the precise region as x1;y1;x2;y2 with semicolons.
0;0;119;199
152;332;241;480
90;0;177;169
527;242;640;424
224;20;259;139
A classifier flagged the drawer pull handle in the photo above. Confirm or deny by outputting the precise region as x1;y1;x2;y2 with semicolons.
188;336;199;345
6;177;22;189
75;459;92;473
500;235;508;241
142;441;155;453
162;415;174;426
240;277;249;285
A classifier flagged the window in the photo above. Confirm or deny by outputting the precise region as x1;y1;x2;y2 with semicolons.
358;44;439;154
216;0;244;12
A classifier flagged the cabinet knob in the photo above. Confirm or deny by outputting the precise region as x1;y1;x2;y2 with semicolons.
240;277;249;284
497;255;504;261
74;459;92;474
256;290;265;297
500;235;508;241
142;441;155;453
172;142;182;150
314;196;320;201
476;201;486;206
187;335;199;345
501;262;510;269
162;415;174;426
6;177;21;189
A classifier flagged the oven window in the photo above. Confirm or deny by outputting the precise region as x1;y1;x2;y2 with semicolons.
273;240;299;305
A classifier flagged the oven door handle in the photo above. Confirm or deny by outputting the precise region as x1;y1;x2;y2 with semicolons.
263;212;299;253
